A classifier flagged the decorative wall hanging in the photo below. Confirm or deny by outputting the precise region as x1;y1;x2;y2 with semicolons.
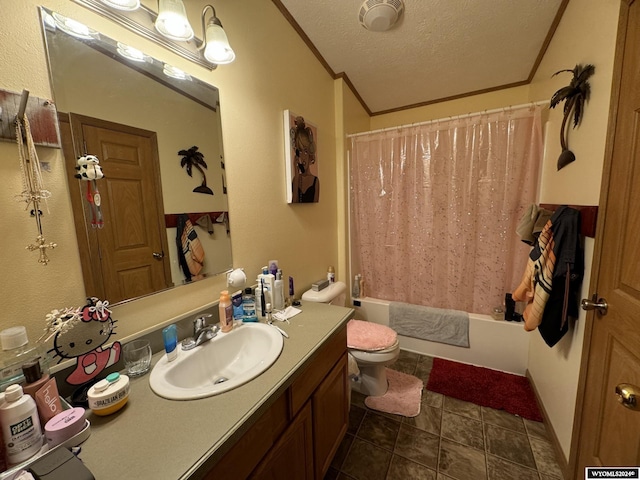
179;145;214;195
14;90;57;264
75;154;105;228
43;297;121;386
550;63;595;170
284;110;319;203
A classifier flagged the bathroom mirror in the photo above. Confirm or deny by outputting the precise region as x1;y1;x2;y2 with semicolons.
40;7;233;304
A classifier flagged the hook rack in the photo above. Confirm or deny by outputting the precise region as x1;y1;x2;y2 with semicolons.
0;88;61;147
16;89;29;125
539;204;599;238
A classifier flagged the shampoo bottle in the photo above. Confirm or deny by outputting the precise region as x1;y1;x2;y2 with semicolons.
0;384;43;465
219;290;234;332
273;270;285;310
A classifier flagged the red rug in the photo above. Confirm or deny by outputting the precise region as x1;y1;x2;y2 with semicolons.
426;358;543;422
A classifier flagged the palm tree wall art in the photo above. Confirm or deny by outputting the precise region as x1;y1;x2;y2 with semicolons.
179;146;214;195
550;63;595;170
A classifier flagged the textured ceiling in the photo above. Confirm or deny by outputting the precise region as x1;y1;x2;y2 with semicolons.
276;0;566;115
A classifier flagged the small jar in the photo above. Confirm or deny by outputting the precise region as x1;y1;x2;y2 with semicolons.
492;306;505;321
87;372;130;416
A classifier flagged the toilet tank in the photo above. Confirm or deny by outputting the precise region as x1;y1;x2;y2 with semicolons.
301;281;347;306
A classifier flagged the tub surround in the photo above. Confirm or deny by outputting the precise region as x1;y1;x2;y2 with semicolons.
73;302;353;479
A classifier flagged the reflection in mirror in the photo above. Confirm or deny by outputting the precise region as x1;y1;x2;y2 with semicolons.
40;7;232;304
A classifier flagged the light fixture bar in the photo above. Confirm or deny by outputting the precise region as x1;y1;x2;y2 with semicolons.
71;0;215;70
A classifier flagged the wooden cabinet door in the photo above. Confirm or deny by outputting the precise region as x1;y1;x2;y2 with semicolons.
312;354;348;479
250;402;314;480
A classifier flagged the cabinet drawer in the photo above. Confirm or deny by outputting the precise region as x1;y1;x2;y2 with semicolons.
289;325;347;417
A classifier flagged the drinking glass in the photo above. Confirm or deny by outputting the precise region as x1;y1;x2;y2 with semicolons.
123;339;152;377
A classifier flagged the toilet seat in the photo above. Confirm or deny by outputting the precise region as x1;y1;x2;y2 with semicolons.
347;319;397;352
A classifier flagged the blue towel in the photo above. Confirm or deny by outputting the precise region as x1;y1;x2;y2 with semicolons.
389;302;470;348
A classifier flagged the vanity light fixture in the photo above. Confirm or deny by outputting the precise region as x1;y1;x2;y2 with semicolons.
116;42;151;62
200;5;235;65
99;0;140;11
71;0;225;69
52;12;99;40
163;63;192;80
155;0;194;42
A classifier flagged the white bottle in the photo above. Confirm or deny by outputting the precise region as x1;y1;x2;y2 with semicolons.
273;271;285;310
255;281;265;318
0;384;43;465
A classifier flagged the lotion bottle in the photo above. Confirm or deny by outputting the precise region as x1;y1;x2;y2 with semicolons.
0;384;42;465
273;270;285;310
255;281;265;318
219;290;234;332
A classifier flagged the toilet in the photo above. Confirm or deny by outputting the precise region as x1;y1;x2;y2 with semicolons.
302;281;400;396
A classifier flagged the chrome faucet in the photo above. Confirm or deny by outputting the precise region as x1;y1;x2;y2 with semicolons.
181;314;219;350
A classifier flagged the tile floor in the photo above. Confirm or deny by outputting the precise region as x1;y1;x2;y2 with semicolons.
325;350;564;480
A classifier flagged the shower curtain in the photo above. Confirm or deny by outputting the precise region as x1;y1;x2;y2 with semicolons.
350;105;543;314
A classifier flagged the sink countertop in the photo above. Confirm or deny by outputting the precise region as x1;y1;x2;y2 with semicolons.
77;302;353;480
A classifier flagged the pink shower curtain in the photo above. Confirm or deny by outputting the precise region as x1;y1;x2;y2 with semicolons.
350;105;543;314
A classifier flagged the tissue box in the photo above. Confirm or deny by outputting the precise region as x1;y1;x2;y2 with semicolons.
311;279;329;291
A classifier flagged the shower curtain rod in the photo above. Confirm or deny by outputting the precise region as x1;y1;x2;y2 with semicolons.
346;100;549;138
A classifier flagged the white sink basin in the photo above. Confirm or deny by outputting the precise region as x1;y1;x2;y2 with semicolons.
149;322;284;400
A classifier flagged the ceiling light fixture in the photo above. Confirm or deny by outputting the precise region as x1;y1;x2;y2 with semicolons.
358;0;404;32
99;0;140;11
155;0;194;42
199;5;235;65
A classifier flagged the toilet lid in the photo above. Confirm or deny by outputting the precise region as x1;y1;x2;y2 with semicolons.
347;319;397;351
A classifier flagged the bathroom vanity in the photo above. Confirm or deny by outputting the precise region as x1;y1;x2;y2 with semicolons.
74;302;353;479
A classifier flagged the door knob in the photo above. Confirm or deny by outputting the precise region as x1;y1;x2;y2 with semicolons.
581;295;608;315
615;383;640;411
153;251;164;259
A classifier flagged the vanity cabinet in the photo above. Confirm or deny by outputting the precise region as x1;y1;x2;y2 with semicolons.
204;325;348;480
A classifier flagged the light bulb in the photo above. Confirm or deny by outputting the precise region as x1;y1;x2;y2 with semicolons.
155;0;194;42
203;22;235;64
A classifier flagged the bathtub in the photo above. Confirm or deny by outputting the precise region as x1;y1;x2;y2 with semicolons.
353;297;530;375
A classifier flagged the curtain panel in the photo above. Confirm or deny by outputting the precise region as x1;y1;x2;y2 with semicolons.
350;105;543;314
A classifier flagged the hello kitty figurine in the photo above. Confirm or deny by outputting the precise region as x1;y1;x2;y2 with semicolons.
50;297;121;386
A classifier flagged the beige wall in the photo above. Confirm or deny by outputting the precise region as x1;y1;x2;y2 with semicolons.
0;1;339;350
369;85;532;130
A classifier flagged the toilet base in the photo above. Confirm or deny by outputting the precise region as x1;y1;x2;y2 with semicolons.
350;364;389;396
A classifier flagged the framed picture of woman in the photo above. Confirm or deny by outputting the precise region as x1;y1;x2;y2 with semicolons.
284;110;319;203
